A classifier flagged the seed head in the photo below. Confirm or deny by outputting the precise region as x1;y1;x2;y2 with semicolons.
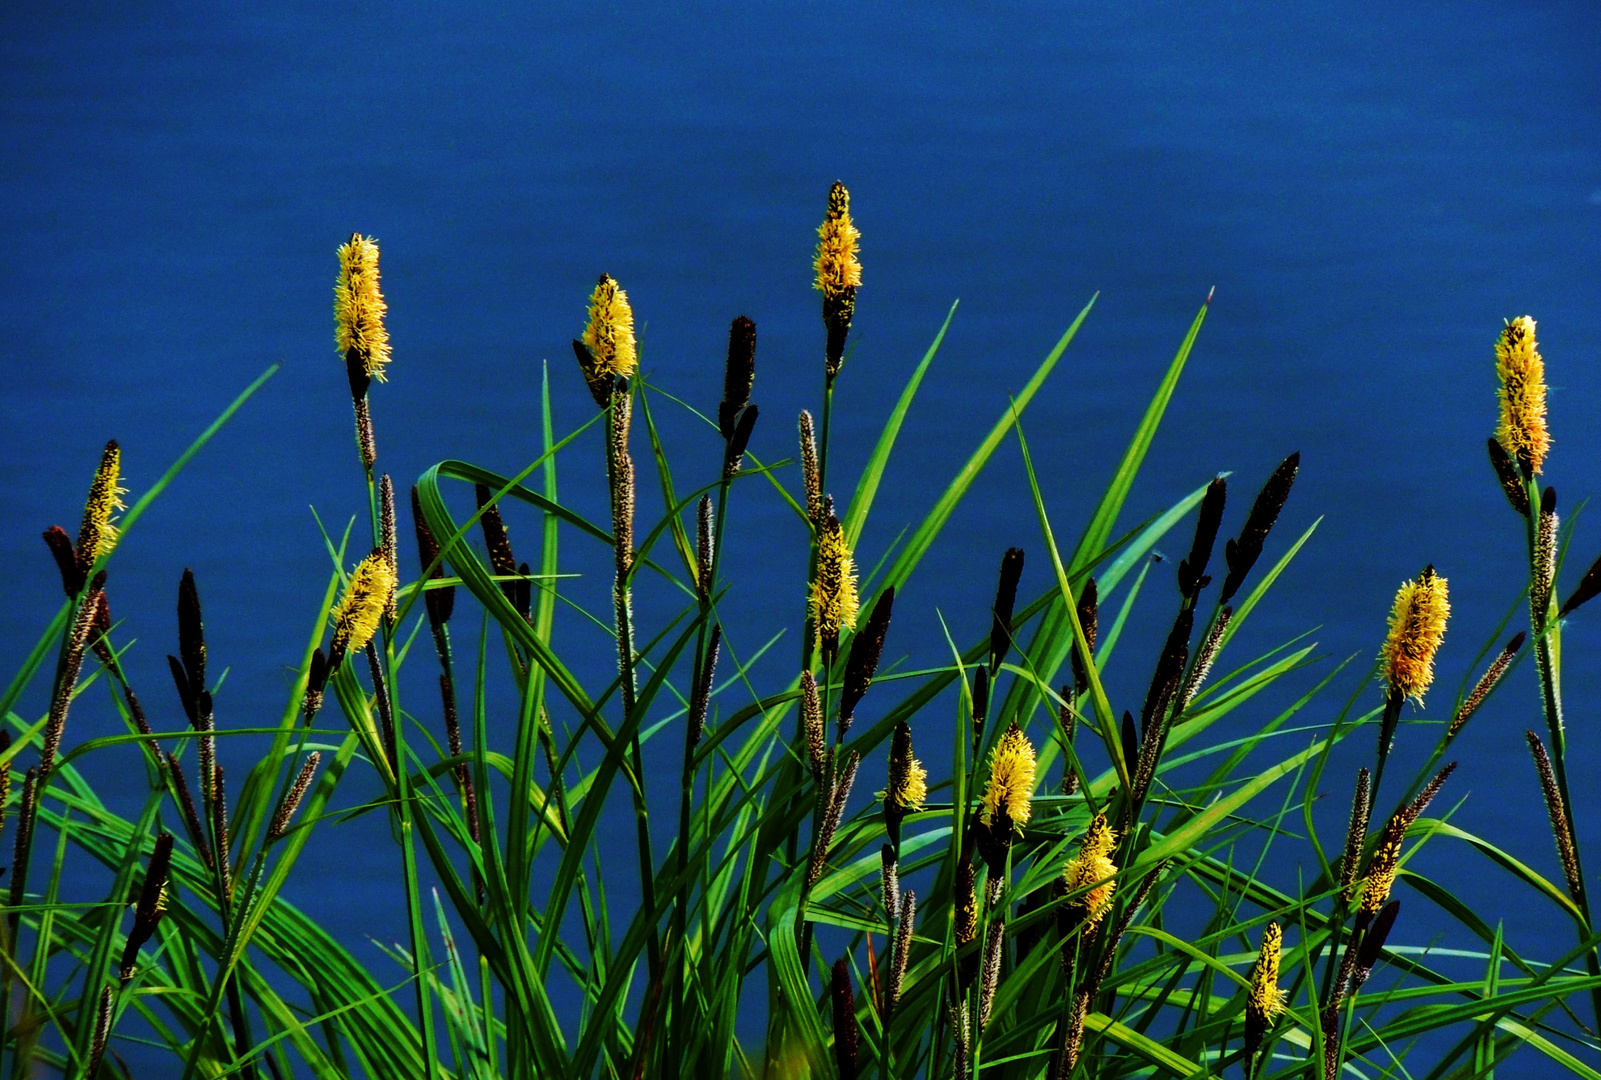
577;274;637;406
1486;437;1530;516
1353;900;1400;988
331;550;396;660
1381;566;1449;704
75;440;126;578
379;475;399;619
1220;451;1300;604
812;510;859;663
840;587;894;726
799;411;822;524
831;959;859;1080
269;752;322;842
719;316;757;439
120;832;174;981
410;485;455;627
980;722;1036;832
86;986;113;1078
1064;813;1118;929
1070;578;1098;697
801;670;826;783
1534;491;1558;617
1495;316;1549;475
989;548;1025;674
1339;768;1373;907
1450;632;1522;737
335;234;390;385
887;890;915;1017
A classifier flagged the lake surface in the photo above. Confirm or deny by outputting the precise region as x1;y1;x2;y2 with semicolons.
3;0;1600;1068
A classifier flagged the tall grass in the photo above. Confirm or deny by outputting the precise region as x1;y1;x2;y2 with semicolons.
3;191;1600;1080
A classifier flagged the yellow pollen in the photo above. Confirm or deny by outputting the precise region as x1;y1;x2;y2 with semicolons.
1064;814;1118;929
887;732;928;814
813;181;862;301
1381;567;1450;703
76;440;127;571
331;552;397;657
812;514;859;647
980;723;1036;830
335;234;391;381
1247;922;1286;1021
1361;823;1406;917
1495;316;1549;474
581;274;638;382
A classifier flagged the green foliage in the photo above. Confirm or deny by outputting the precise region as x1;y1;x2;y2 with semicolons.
3;269;1598;1080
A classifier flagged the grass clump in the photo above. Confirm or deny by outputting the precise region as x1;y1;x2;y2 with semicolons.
1;186;1600;1080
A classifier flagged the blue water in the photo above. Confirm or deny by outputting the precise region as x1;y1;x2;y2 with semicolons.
4;0;1601;1070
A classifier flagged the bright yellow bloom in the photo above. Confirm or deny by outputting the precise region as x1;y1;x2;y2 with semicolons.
331;551;396;657
813;181;862;301
886;722;928;814
1247;922;1286;1023
1064;814;1118;929
1496;316;1549;474
335;235;391;382
1362;816;1407;917
75;440;127;573
812;513;859;650
979;723;1036;831
581;274;637;381
1381;566;1450;703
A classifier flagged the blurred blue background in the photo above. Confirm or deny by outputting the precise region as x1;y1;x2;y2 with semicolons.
3;0;1600;1067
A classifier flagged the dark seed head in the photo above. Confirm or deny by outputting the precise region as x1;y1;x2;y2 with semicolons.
42;526;83;597
719;316;757;439
177;569;206;703
1220;451;1300;603
840;587;894;725
411;485;455;626
1486;437;1530;516
1178;477;1226;599
990;548;1025;674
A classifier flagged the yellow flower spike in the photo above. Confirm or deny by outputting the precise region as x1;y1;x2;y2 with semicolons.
813;181;862;302
886;722;929;816
1495;316;1549;475
1247;922;1286;1024
330;550;397;660
955;859;978;950
75;440;127;577
1064;813;1118;930
1361;819;1406;917
814;181;862;379
979;722;1036;831
811;509;859;661
582;274;637;382
1381;566;1450;704
334;234;391;383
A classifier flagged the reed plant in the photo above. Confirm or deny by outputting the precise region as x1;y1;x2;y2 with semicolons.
2;187;1600;1080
